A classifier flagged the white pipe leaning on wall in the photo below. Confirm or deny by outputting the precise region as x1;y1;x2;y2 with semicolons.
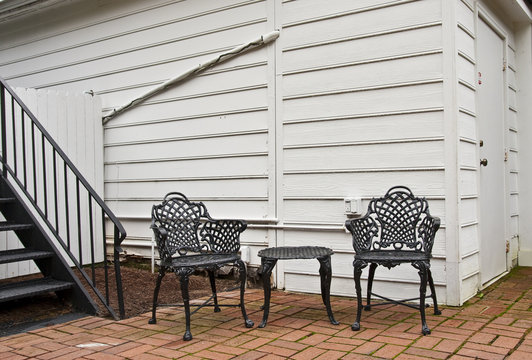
102;30;280;124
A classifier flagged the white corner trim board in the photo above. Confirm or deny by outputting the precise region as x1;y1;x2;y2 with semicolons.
102;30;280;124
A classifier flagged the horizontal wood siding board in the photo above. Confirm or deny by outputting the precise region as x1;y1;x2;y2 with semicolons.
284;140;444;172
459;140;477;168
106;199;269;220
457;0;475;34
121;218;269;244
457;54;476;87
282;25;443;73
101;87;268;127
283;198;445;225
283;83;443;122
283;171;445;198
104;110;268;144
283;53;443;98
284;111;444;146
460;225;479;257
105;155;268;180
105;178;268;198
283;0;441;50
282;0;404;26
458;110;477;140
104;133;268;163
100;64;268;109
460;198;478;227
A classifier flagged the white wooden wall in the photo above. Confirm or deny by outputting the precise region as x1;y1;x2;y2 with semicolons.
0;0;527;304
455;0;521;303
278;0;447;301
0;0;448;301
0;0;274;259
0;88;104;279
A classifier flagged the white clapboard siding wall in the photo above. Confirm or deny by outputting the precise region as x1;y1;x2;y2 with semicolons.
0;0;447;301
0;88;104;279
456;0;520;302
0;0;525;305
97;0;273;258
457;0;482;303
279;0;448;301
0;0;274;260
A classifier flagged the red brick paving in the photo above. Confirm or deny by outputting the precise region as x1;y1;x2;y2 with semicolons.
0;267;530;359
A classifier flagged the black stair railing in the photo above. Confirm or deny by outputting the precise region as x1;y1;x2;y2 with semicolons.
0;76;126;319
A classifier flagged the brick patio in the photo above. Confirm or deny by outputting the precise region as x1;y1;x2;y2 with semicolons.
0;267;530;359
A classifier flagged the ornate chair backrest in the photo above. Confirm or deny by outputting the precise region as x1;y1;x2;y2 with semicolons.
151;192;208;259
363;186;434;253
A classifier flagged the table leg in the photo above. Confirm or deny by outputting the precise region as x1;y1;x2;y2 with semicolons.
259;257;277;328
318;255;339;325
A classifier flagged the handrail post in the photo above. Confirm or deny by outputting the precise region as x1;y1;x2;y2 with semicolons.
114;225;125;319
0;84;7;177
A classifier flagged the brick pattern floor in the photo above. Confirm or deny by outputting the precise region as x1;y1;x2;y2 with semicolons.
0;267;530;359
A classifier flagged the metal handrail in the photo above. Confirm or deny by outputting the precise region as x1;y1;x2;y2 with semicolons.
0;76;126;319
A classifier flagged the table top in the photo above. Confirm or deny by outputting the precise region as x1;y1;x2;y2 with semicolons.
258;246;333;260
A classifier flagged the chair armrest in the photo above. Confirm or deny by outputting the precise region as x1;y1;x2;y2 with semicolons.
345;215;379;253
418;215;440;253
200;219;247;254
151;224;168;239
150;219;173;259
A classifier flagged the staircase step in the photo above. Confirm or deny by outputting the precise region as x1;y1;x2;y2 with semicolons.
0;249;54;264
0;197;16;203
0;221;33;231
0;278;73;303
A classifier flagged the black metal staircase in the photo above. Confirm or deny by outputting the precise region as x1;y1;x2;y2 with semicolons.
0;76;126;319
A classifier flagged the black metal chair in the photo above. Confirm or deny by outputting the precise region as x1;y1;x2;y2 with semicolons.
345;186;441;335
149;192;254;340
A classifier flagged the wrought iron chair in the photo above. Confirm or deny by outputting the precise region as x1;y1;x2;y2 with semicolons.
345;186;441;335
149;192;254;340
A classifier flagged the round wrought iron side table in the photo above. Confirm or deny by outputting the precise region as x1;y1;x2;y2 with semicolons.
257;246;339;328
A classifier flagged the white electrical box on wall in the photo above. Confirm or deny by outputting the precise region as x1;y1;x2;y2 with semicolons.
344;197;363;216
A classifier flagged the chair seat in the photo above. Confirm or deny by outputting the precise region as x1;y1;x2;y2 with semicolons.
162;253;240;268
356;250;430;263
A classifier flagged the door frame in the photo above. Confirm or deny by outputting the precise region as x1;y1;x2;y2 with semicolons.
475;3;511;288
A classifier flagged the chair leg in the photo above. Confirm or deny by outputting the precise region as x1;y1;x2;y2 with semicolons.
415;261;431;335
148;266;166;324
179;271;193;341
235;259;254;328
427;269;441;315
208;269;221;312
365;263;378;311
352;259;367;331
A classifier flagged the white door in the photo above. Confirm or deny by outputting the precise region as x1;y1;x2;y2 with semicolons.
477;17;507;285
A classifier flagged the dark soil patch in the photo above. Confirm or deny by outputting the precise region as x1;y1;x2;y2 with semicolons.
97;263;243;318
0;258;253;335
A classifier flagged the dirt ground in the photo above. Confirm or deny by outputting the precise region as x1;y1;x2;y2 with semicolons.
0;259;257;335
